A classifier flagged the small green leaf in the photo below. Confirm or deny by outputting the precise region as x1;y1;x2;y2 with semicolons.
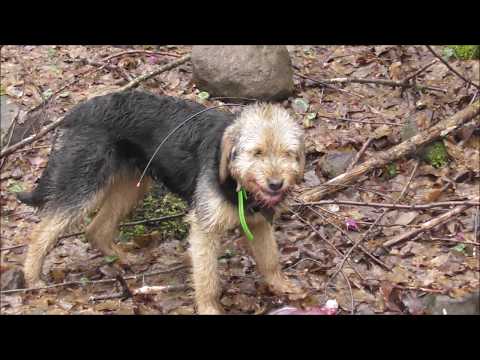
292;98;309;113
452;244;466;253
134;225;145;235
80;276;89;286
197;91;210;101
104;255;119;264
442;47;455;60
8;182;24;193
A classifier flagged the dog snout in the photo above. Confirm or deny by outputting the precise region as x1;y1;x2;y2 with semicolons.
267;178;284;192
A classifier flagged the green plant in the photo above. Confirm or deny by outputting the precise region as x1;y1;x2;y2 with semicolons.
443;45;480;60
422;141;449;168
384;163;398;179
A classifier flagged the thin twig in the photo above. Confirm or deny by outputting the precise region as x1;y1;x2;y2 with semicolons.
329;161;419;281
346;138;372;171
289;210;365;281
317;115;403;126
298;200;480;211
426;237;480;246
296;71;446;93
402;60;438;83
383;198;479;248
306;205;391;270
119;54;191;92
294;72;366;98
426;45;480;90
0;264;188;295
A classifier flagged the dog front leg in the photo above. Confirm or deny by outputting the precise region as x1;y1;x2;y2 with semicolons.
188;218;223;315
248;219;303;296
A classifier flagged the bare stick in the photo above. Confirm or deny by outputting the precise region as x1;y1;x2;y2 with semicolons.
318;115;402;126
426;237;480;246
118;54;191;92
346;138;372;171
402;60;438;83
426;45;480;90
298;101;480;203
1;116;65;158
383;198;479;248
0;55;191;158
89;284;189;302
297;199;480;210
101;49;182;60
296;71;446;93
294;72;365;98
0;264;188;295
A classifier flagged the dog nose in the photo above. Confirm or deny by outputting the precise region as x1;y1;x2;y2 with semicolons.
267;178;284;192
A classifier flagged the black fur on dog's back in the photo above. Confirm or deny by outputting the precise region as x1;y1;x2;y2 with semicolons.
19;90;236;213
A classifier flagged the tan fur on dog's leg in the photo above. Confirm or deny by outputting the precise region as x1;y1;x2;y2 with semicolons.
188;213;223;314
24;213;69;287
248;218;302;295
85;176;151;265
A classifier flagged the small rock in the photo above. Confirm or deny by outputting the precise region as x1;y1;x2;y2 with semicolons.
192;45;293;101
1;267;26;291
316;151;356;179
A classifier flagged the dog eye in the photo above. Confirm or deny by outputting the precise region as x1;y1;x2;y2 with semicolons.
253;149;263;157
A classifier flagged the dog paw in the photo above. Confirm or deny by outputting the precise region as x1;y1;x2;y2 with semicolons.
197;303;225;315
268;275;306;299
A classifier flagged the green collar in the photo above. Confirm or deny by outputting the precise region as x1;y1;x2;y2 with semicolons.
237;188;254;241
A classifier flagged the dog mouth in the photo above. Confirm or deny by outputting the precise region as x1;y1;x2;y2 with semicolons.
250;184;287;208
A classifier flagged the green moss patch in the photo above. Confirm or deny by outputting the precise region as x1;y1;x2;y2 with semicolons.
422;141;449;168
443;45;480;60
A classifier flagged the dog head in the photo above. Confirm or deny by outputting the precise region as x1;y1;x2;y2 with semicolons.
220;103;305;208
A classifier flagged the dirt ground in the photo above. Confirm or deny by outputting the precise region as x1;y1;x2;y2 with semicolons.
1;45;479;314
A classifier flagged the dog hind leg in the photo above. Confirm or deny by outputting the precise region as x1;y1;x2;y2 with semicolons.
85;175;152;267
187;213;224;314
23;212;72;287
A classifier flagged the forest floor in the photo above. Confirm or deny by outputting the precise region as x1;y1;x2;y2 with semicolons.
1;45;479;314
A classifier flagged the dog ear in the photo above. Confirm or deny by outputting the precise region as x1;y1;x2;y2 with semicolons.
219;130;236;183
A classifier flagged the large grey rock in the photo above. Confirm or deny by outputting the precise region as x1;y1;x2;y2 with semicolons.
192;46;293;101
1;95;19;133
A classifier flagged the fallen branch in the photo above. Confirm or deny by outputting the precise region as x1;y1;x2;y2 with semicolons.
295;70;446;93
0;264;188;295
0;55;192;158
426;237;480;246
317;115;403;126
298;100;480;203
298;200;480;210
382;198;479;248
426;45;480;90
119;54;191;92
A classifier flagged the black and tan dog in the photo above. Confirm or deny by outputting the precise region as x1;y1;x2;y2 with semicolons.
18;90;305;314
